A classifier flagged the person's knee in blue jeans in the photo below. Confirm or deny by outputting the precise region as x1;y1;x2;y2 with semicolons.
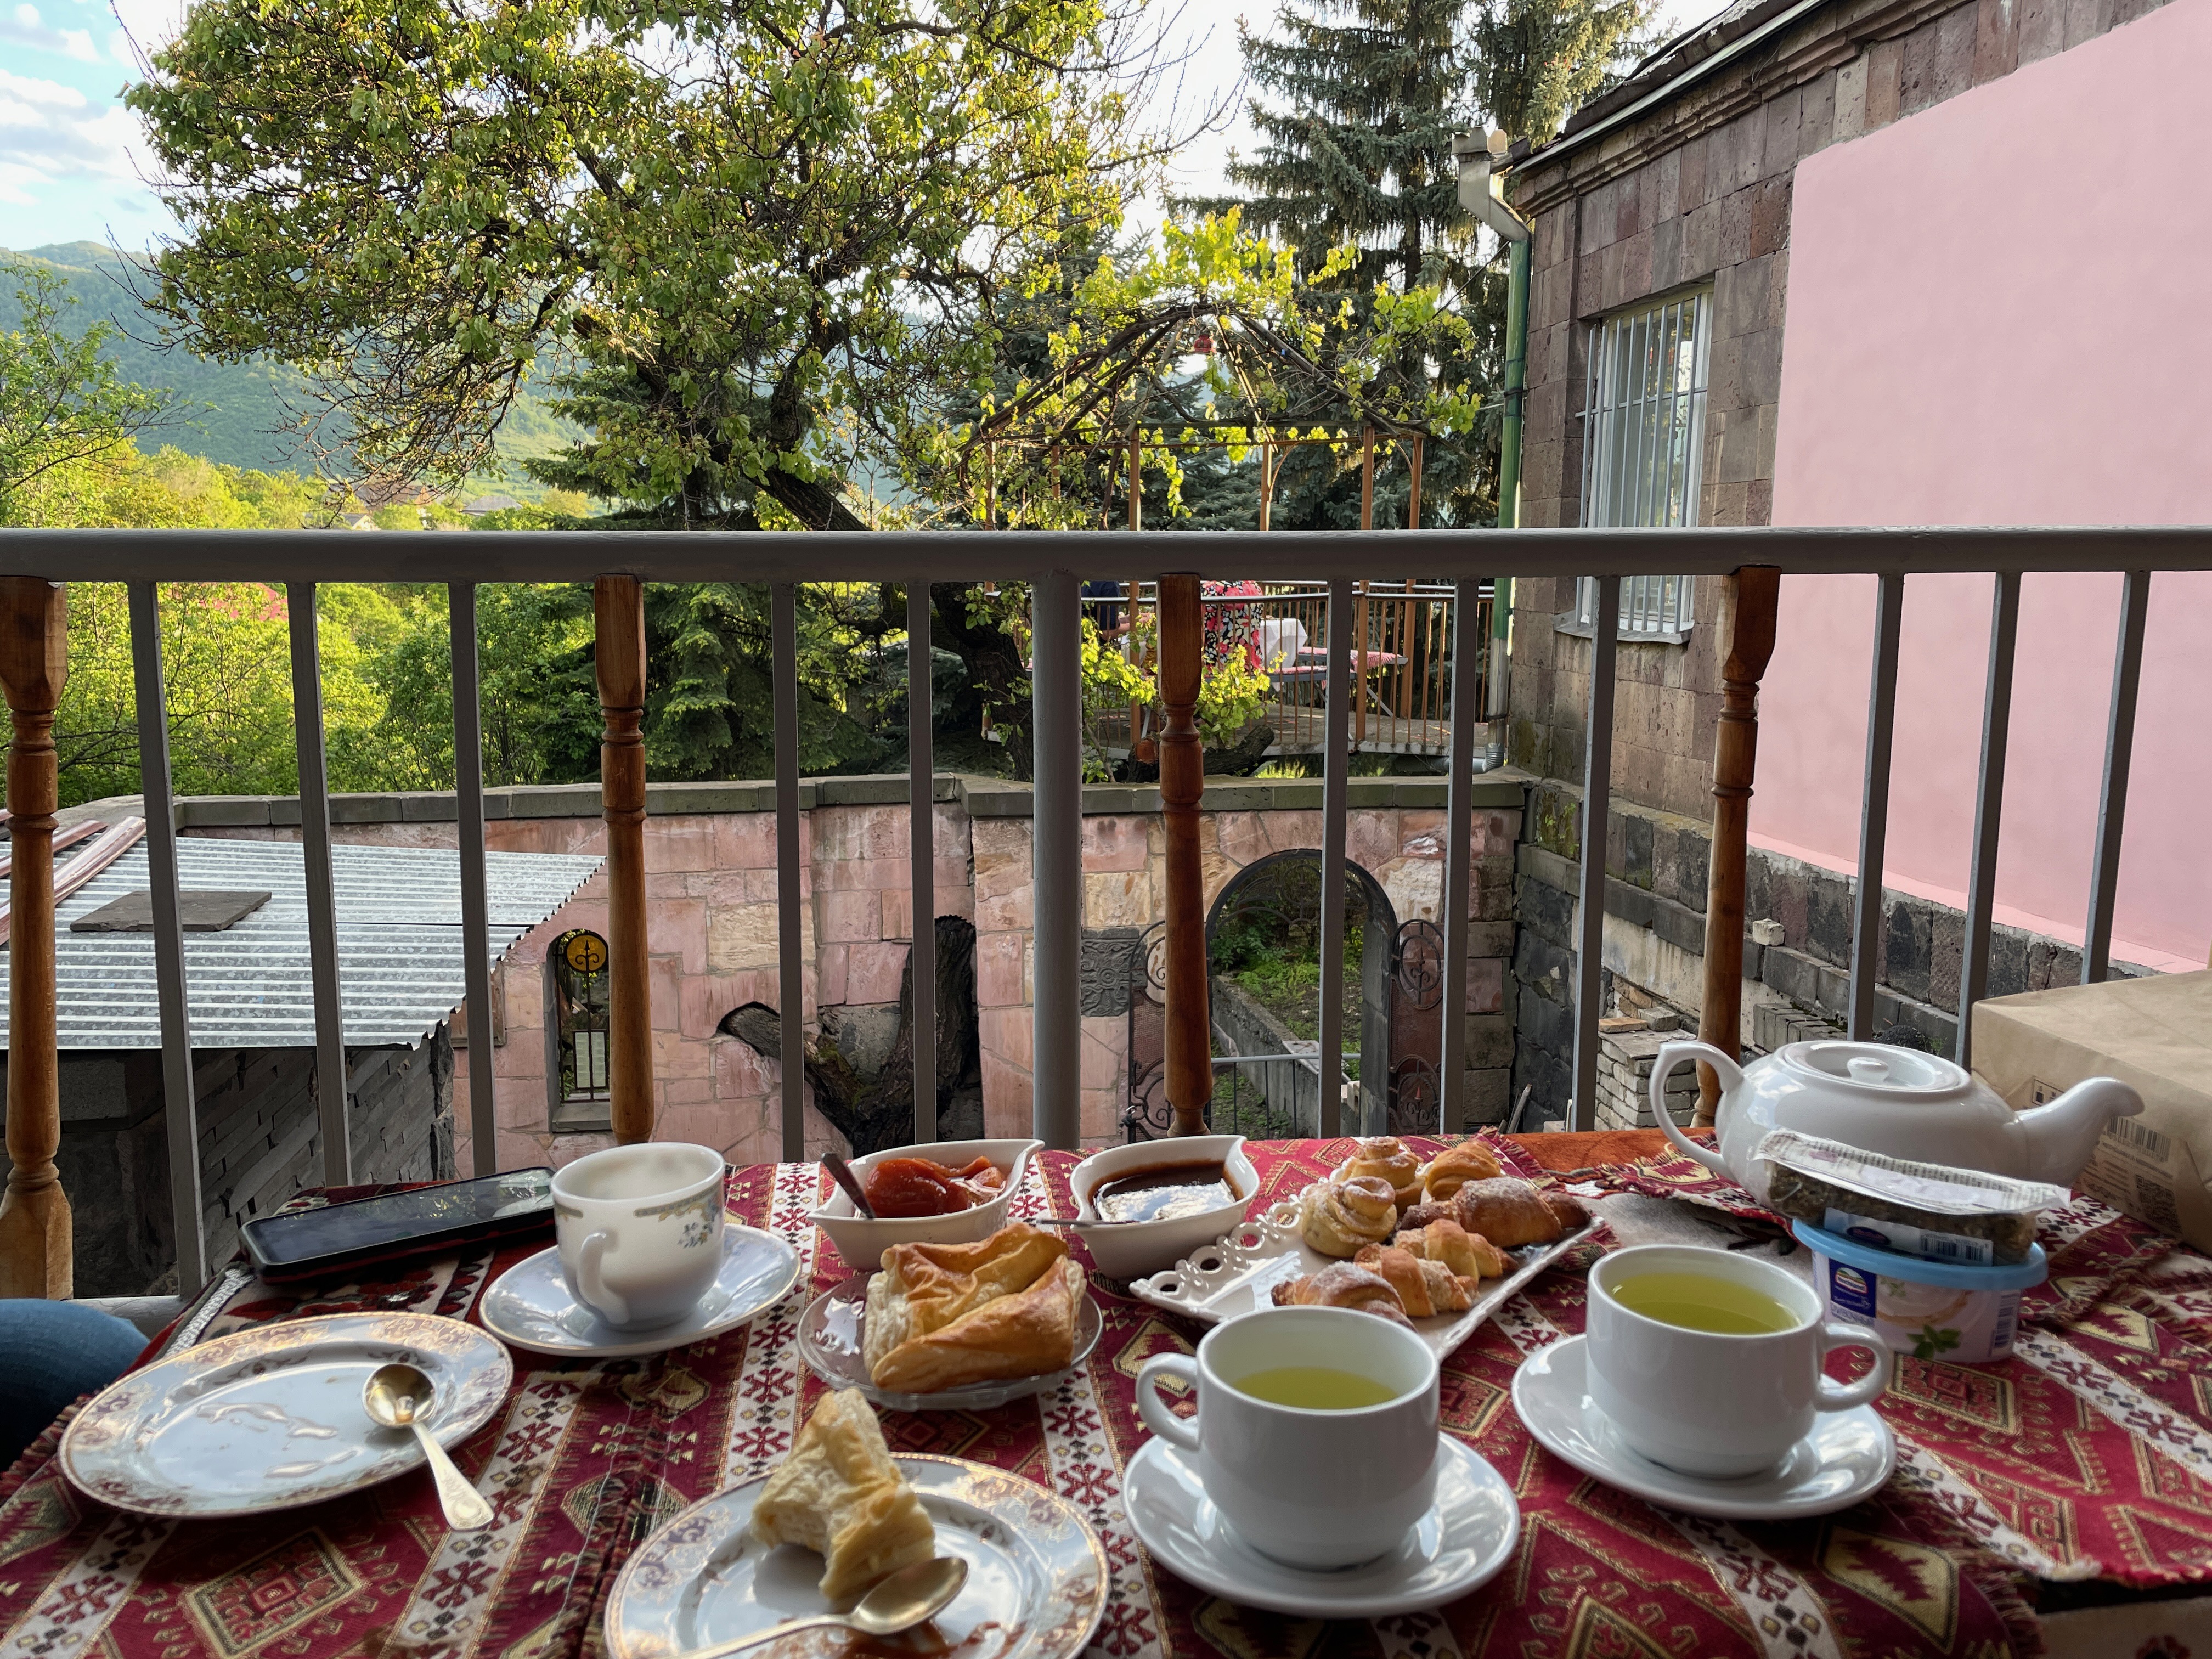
0;1300;146;1466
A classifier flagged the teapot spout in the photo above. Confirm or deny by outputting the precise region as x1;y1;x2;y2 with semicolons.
2015;1076;2144;1187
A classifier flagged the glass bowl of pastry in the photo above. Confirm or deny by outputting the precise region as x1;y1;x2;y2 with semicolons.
807;1136;1045;1272
1062;1134;1258;1278
799;1222;1104;1410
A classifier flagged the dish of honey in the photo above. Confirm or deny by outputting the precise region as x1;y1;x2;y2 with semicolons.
1090;1160;1242;1223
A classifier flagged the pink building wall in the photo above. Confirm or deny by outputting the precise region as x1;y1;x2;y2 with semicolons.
1764;0;2212;972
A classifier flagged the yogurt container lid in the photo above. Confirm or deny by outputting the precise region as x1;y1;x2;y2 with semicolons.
1792;1220;2049;1290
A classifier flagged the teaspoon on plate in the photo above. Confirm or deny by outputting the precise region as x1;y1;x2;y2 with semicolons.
363;1363;494;1531
678;1555;968;1659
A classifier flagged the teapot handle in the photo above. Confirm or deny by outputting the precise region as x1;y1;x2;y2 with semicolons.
1649;1041;1742;1175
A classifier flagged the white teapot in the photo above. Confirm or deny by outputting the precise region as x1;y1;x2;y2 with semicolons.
1647;1039;2142;1203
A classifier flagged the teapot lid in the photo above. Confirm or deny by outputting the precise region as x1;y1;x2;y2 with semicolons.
1781;1041;1969;1094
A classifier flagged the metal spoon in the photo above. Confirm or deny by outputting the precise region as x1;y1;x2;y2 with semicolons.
681;1555;968;1659
363;1363;494;1531
822;1152;879;1220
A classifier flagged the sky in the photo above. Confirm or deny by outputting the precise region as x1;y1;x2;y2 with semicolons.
0;0;1712;256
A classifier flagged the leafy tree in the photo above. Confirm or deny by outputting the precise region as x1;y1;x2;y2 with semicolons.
1194;0;1652;526
129;0;1172;526
0;262;176;518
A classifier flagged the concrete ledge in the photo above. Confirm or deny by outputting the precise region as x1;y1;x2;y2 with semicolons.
159;771;1528;827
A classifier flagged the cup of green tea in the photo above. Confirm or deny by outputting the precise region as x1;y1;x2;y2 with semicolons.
1133;1307;1440;1568
1587;1243;1890;1479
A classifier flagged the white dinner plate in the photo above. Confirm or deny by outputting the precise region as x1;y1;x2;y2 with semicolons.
479;1226;802;1359
1511;1333;1896;1520
1121;1435;1520;1618
605;1454;1108;1659
795;1277;1103;1412
61;1311;512;1517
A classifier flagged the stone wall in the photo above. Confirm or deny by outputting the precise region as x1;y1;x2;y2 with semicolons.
1509;777;2153;1115
176;773;1524;1166
37;1031;453;1296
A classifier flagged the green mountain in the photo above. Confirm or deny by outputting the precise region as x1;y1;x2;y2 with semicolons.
1;240;582;490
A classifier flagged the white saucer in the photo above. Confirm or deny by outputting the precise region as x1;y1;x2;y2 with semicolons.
479;1227;802;1358
1511;1334;1895;1520
1121;1435;1519;1617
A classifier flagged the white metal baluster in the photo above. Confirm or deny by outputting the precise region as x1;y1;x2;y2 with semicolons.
909;580;936;1143
128;582;205;1292
1319;577;1353;1137
1440;577;1483;1132
1848;572;1906;1039
449;584;497;1173
1958;572;2020;1065
774;584;804;1159
1029;569;1081;1149
285;582;351;1184
1572;575;1621;1132
2084;570;2152;982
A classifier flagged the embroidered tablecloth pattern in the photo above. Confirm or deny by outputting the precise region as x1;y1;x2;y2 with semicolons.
2;1133;2207;1659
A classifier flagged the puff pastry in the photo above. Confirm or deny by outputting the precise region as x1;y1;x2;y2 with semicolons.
1394;1215;1510;1280
751;1389;936;1599
1299;1175;1400;1257
1417;1140;1504;1203
863;1224;1085;1395
1401;1177;1587;1249
1352;1243;1476;1318
1334;1137;1424;1209
1269;1261;1413;1326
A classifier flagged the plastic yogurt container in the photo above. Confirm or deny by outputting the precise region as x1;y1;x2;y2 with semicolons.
1792;1220;2047;1365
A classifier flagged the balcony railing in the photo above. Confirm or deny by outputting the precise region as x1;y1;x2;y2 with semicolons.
0;524;2202;1300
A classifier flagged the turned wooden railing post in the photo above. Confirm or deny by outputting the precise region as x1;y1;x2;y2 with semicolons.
1696;567;1782;1125
595;575;656;1143
0;579;70;1297
1159;573;1211;1137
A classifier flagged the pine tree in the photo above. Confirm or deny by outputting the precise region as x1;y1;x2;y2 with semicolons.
1198;0;1654;528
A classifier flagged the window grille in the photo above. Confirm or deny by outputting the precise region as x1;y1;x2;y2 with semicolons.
1574;289;1711;638
550;928;611;1110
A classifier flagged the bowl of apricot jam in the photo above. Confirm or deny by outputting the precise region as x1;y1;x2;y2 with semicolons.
806;1138;1045;1269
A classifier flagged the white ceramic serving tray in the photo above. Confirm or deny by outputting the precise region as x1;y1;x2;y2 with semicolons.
1127;1183;1600;1359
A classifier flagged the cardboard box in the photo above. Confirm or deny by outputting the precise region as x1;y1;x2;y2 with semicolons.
1971;969;2212;1251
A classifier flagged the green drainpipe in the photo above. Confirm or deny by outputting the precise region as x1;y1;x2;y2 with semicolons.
1487;213;1531;763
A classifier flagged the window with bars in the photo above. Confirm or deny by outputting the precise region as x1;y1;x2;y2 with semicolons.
1570;289;1712;640
549;928;611;1128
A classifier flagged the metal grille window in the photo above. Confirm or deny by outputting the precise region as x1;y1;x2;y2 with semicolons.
550;928;611;1115
1572;289;1711;639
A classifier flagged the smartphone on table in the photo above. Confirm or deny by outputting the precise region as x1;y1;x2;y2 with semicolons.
242;1167;555;1284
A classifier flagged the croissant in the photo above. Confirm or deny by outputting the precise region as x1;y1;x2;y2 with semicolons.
1401;1177;1588;1250
1334;1137;1424;1209
1394;1216;1510;1280
1300;1175;1400;1258
1269;1262;1413;1327
1352;1243;1475;1318
862;1224;1085;1394
751;1389;936;1599
1418;1139;1504;1203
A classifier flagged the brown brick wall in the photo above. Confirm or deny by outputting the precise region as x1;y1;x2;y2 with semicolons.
1502;0;2176;812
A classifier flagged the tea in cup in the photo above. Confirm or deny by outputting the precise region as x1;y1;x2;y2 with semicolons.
1135;1306;1440;1569
552;1142;726;1330
1585;1243;1890;1479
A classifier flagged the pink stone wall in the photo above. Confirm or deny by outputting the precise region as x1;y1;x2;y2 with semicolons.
196;789;1520;1164
1765;0;2212;970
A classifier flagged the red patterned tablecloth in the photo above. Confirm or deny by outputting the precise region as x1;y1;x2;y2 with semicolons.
3;1133;2210;1659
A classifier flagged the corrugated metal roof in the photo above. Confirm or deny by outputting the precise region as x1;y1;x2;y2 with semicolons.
0;837;603;1051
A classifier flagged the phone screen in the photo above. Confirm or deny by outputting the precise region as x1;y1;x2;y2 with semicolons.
249;1169;554;1266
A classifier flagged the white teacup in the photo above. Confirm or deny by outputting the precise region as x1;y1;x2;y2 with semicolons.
1135;1307;1440;1570
1586;1243;1891;1480
552;1143;726;1330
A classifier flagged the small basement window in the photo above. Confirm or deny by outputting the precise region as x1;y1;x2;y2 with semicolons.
548;928;611;1131
1563;287;1711;644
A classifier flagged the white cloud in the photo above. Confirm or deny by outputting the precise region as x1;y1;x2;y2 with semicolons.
0;3;100;61
0;67;90;109
103;0;183;60
0;94;140;190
